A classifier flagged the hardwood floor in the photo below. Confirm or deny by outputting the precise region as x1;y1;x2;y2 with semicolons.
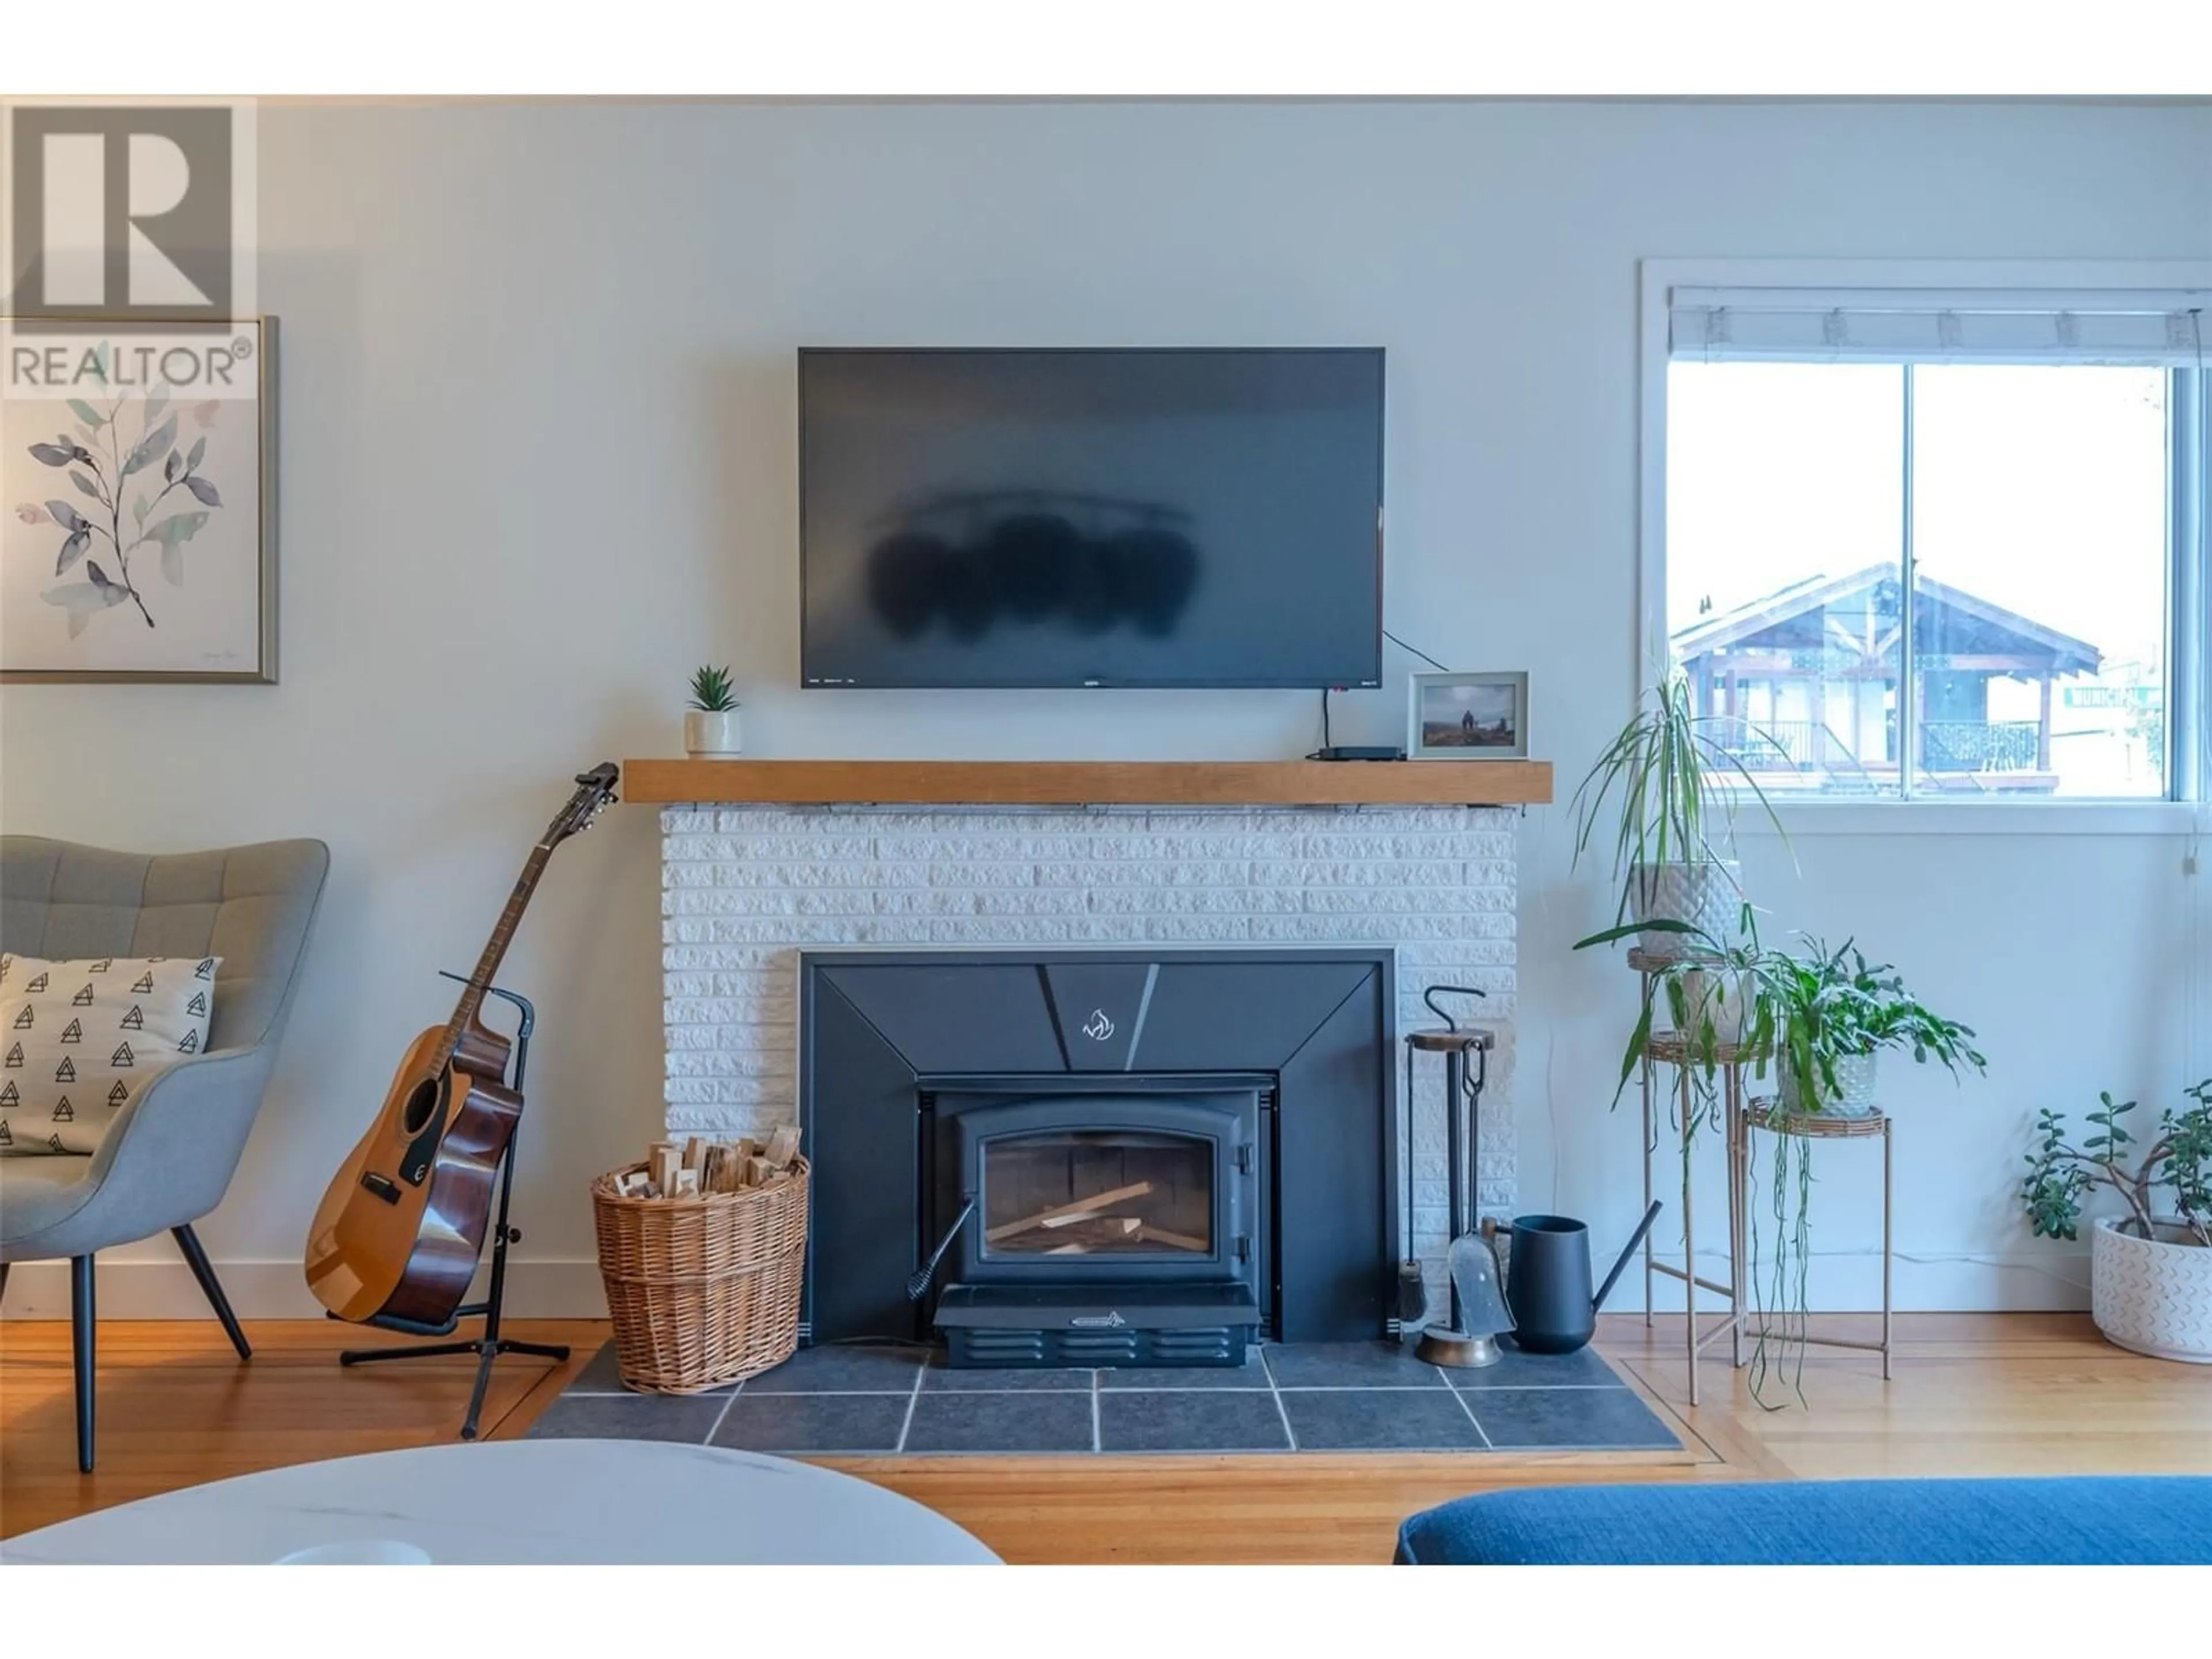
3;1311;2205;1561
0;1317;601;1541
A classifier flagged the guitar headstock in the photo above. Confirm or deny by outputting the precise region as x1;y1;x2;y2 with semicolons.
545;762;621;846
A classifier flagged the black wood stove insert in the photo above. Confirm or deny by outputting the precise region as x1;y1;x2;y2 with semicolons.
932;1074;1267;1365
797;948;1396;1366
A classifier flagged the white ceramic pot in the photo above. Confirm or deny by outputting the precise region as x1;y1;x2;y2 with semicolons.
684;708;742;757
1628;859;1741;961
1779;1052;1880;1117
1671;966;1753;1046
2090;1217;2212;1364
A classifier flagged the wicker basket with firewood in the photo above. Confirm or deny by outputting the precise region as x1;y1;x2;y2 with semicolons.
589;1127;806;1394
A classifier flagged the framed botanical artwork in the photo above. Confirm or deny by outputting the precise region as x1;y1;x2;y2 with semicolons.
2;316;276;683
1408;669;1529;760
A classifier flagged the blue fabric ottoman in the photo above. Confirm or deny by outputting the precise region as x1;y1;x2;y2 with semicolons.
1397;1476;2212;1565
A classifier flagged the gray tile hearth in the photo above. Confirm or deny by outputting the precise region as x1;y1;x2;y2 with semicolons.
1097;1358;1270;1389
741;1343;930;1393
904;1390;1095;1453
1099;1389;1291;1453
1461;1386;1679;1450
563;1342;630;1393
711;1392;911;1455
533;1339;1683;1459
1278;1387;1487;1451
1444;1334;1623;1390
922;1361;1093;1392
527;1391;731;1442
1262;1340;1449;1389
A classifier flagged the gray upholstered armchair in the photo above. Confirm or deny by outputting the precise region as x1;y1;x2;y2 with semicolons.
0;836;328;1471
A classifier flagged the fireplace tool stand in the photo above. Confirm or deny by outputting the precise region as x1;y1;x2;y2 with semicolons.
333;975;570;1441
1407;986;1508;1369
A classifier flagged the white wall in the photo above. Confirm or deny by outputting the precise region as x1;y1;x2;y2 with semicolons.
4;98;2206;1316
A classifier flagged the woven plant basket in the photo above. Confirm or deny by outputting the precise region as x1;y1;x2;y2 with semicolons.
589;1157;809;1393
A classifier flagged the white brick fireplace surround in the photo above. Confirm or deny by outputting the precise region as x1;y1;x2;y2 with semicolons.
660;803;1518;1291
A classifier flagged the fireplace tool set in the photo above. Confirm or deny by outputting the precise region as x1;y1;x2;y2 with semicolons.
1403;983;1661;1367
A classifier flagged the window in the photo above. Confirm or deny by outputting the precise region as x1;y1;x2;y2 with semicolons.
1658;281;2206;802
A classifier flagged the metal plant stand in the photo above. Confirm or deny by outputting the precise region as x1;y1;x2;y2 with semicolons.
1736;1101;1894;1380
1630;951;1898;1403
333;976;570;1440
1637;1023;1750;1407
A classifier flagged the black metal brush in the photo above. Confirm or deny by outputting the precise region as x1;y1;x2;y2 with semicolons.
1396;1260;1430;1326
907;1195;976;1301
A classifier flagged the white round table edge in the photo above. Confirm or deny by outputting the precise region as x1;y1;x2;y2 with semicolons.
1;1439;1001;1566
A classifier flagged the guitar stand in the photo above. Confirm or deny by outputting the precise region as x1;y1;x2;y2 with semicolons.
334;976;571;1441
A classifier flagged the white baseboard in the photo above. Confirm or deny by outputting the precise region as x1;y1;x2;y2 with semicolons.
2;1248;2089;1321
1636;1247;2091;1315
0;1257;608;1322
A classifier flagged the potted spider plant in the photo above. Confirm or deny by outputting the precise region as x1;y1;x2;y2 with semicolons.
2023;1081;2212;1363
1570;662;1785;965
684;664;742;757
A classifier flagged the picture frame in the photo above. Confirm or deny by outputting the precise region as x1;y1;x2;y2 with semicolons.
1408;670;1529;760
2;315;277;683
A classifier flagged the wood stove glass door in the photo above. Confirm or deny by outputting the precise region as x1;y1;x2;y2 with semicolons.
980;1130;1214;1260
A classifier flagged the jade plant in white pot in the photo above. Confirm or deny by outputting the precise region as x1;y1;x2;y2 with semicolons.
684;664;742;757
2023;1080;2212;1363
1570;662;1784;965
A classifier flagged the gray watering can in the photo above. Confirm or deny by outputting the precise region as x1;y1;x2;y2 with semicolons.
1489;1200;1662;1354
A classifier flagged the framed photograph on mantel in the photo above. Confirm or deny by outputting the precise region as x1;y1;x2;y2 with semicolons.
1408;670;1529;760
2;316;276;683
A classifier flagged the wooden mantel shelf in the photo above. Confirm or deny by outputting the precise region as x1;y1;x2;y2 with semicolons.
623;759;1552;808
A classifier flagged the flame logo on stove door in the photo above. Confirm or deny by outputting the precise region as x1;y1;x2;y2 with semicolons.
1081;1008;1115;1042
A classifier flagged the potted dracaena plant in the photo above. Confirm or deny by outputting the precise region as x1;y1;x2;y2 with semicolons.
684;665;742;757
1572;662;1787;1136
1570;660;1787;967
2023;1080;2212;1364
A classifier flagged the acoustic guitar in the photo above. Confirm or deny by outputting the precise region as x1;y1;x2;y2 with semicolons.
305;763;619;1327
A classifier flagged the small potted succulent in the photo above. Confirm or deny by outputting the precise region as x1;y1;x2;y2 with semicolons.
1762;938;1985;1117
684;665;742;757
1570;662;1785;963
2022;1081;2212;1363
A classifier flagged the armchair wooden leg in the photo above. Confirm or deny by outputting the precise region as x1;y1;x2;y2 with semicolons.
172;1225;252;1361
71;1253;94;1474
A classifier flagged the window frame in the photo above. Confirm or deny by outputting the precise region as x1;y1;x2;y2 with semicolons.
1639;258;2211;832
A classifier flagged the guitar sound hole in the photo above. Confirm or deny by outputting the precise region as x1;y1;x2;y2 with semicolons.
399;1076;441;1138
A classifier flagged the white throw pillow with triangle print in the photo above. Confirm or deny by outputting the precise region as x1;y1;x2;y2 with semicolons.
0;953;221;1155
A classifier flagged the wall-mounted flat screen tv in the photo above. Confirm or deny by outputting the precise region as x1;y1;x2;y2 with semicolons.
799;347;1384;689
